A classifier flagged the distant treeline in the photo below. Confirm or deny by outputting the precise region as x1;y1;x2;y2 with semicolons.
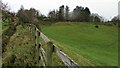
48;5;100;22
16;5;101;24
1;1;119;26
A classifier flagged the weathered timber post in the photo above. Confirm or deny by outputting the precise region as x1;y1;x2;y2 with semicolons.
34;27;39;64
32;25;35;36
30;25;33;34
29;25;30;31
37;31;41;63
46;41;53;66
30;25;32;33
35;28;38;48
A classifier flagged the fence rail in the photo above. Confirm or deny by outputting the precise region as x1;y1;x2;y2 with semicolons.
27;24;80;67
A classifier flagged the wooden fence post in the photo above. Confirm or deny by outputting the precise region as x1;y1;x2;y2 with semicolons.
35;28;38;48
46;41;53;66
31;25;34;34
34;28;39;64
37;31;41;63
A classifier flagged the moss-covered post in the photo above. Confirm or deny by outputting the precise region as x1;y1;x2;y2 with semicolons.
46;41;53;66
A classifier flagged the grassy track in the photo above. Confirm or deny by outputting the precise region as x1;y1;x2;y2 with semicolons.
42;22;118;66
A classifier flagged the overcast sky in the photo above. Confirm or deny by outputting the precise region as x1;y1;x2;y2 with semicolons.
2;0;119;20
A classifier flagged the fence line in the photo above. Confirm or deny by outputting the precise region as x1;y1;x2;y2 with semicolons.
27;24;80;67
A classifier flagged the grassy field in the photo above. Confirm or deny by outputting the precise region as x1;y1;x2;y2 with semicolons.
2;22;118;66
42;22;118;66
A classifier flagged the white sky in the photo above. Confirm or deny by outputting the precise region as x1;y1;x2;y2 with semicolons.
2;0;120;20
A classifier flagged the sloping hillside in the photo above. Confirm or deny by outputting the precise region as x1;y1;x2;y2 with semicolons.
42;22;118;66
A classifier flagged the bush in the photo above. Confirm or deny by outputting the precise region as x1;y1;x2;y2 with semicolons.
95;25;99;28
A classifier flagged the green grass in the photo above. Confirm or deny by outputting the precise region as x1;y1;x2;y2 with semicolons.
2;25;39;66
0;22;2;67
42;22;118;66
0;52;1;67
2;24;65;66
0;22;2;36
2;20;9;32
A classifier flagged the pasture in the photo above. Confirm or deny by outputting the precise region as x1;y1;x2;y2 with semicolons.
42;22;118;66
2;22;118;66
